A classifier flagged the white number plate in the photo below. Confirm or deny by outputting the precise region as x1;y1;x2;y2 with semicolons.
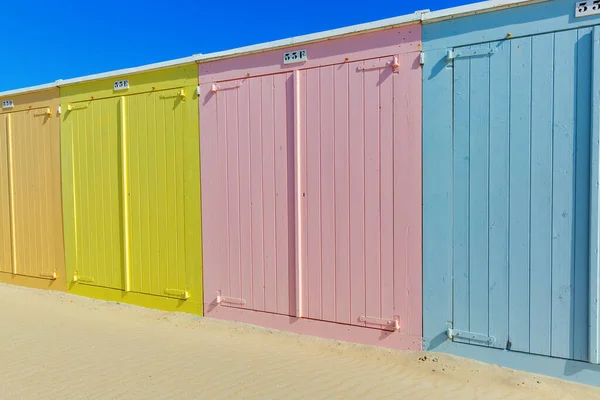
114;79;130;91
576;1;600;18
283;49;307;65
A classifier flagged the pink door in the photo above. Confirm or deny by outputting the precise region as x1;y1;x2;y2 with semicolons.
201;53;421;335
200;73;296;316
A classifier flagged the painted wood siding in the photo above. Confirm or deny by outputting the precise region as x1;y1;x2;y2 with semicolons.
449;28;593;361
61;66;203;314
201;51;421;337
64;97;124;289
200;73;295;315
0;92;64;285
299;56;421;331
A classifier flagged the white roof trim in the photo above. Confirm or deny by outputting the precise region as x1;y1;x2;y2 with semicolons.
0;82;59;99
422;0;550;23
56;55;196;87
194;11;424;62
0;55;197;98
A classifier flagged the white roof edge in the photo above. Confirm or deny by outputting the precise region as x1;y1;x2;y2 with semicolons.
57;55;197;87
194;11;424;62
422;0;550;23
0;55;197;99
0;81;59;99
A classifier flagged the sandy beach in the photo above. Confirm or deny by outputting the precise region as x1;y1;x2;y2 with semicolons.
0;283;598;399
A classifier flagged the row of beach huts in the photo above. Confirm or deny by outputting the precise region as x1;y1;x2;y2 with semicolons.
1;0;599;385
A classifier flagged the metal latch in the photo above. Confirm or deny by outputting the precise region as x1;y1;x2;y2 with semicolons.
358;315;401;331
447;326;495;344
216;291;246;306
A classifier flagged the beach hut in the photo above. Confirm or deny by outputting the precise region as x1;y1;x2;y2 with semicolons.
422;0;600;385
198;14;424;349
0;86;65;290
60;61;204;314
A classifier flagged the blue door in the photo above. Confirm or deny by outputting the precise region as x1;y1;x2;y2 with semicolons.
450;27;595;361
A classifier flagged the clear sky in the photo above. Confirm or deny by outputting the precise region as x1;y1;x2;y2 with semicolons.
0;0;470;91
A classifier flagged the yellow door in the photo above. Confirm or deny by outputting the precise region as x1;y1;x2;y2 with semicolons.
126;89;191;299
65;97;124;289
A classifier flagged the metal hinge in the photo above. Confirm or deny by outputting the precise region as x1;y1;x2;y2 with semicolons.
419;52;425;66
216;291;246;306
447;326;495;344
447;48;496;62
358;315;401;331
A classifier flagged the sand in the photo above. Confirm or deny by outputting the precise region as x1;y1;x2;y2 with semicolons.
0;283;598;399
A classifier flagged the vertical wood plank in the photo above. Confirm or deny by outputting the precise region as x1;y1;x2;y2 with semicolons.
509;37;532;353
529;33;554;356
334;63;351;324
551;29;577;359
237;80;253;309
261;75;278;314
249;78;265;311
379;62;395;324
319;66;337;322
590;25;600;365
468;44;491;344
274;73;293;315
305;68;322;320
488;40;510;350
364;67;381;323
349;61;366;326
452;55;471;338
574;27;592;361
226;89;241;301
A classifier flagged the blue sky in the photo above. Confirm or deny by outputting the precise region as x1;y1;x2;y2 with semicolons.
0;0;470;91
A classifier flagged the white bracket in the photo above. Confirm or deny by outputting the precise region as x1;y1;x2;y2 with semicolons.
447;327;495;344
39;271;57;280
357;56;400;73
216;291;246;306
211;81;242;93
447;48;496;62
358;315;401;331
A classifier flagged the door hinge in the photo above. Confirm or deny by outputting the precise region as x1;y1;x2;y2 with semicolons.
73;274;95;283
39;271;57;280
447;48;496;62
164;288;190;299
216;291;246;306
211;81;242;93
358;315;401;331
419;52;425;66
447;326;495;344
357;56;400;73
